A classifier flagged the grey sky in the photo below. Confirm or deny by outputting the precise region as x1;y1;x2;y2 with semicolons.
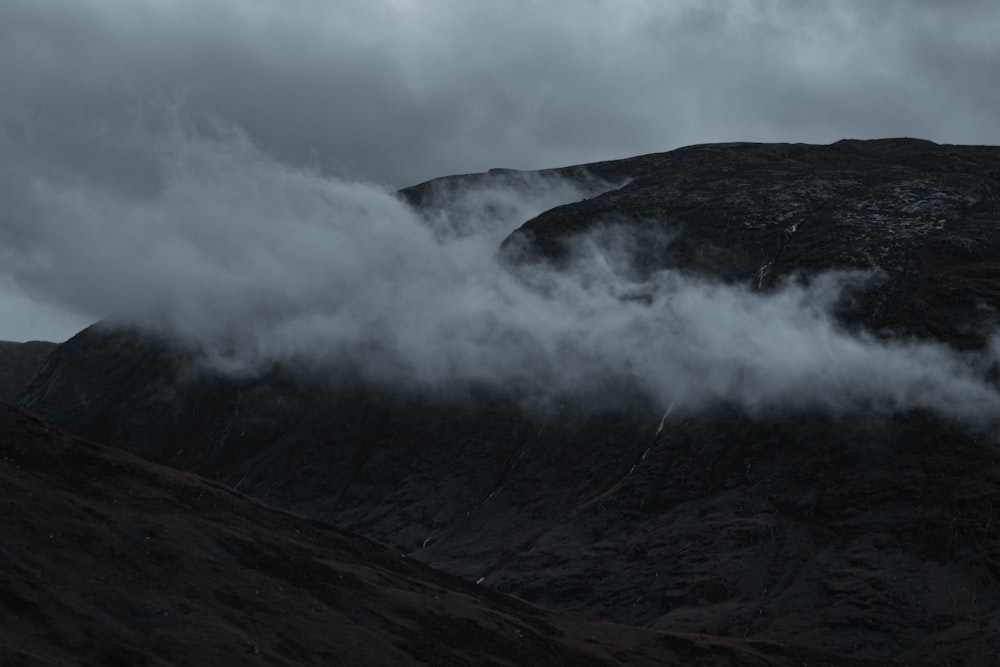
1;0;999;342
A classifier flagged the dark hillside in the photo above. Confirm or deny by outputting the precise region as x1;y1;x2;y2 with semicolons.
0;340;56;403
1;402;884;666
20;139;1000;664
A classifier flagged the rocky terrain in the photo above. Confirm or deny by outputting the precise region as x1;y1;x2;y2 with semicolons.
6;401;894;666
493;139;1000;347
0;341;56;403
10;139;1000;664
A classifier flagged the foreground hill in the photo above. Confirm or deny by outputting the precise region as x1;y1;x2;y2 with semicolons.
0;402;886;666
17;139;1000;664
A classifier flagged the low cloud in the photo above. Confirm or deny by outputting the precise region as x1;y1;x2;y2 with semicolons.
2;118;998;426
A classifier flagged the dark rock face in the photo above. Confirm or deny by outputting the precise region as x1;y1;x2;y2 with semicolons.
19;139;1000;665
0;340;56;403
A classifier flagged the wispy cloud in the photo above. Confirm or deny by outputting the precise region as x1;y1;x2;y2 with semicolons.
1;1;998;419
3;118;998;424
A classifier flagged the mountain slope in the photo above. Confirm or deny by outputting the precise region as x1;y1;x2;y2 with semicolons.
1;402;884;666
496;138;1000;346
0;340;56;403
18;139;1000;664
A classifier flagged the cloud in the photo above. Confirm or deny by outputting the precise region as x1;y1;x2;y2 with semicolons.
1;0;998;420
2;118;998;426
0;278;91;343
1;0;997;192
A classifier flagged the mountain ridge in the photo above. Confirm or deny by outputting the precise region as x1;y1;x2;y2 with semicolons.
14;139;1000;664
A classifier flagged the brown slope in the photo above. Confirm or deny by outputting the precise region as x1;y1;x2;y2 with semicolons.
0;402;888;667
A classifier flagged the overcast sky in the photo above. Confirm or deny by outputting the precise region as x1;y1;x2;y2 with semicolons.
1;0;999;342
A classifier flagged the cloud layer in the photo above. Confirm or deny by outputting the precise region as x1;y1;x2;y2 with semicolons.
1;0;998;192
1;0;999;423
3;118;999;425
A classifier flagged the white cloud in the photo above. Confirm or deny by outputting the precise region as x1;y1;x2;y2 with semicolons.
2;121;997;425
1;0;998;417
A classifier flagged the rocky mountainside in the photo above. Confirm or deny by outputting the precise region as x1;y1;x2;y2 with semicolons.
17;139;1000;665
494;139;1000;347
0;340;56;403
6;402;883;666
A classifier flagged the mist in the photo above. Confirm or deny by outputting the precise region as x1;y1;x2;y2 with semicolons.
2;116;999;426
4;0;1000;350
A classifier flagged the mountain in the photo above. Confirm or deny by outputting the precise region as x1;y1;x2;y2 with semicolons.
494;139;1000;347
17;139;1000;665
6;401;887;666
0;340;56;403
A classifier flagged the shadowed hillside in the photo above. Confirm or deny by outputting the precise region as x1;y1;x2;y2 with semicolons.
0;340;56;403
0;402;892;666
18;139;1000;664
